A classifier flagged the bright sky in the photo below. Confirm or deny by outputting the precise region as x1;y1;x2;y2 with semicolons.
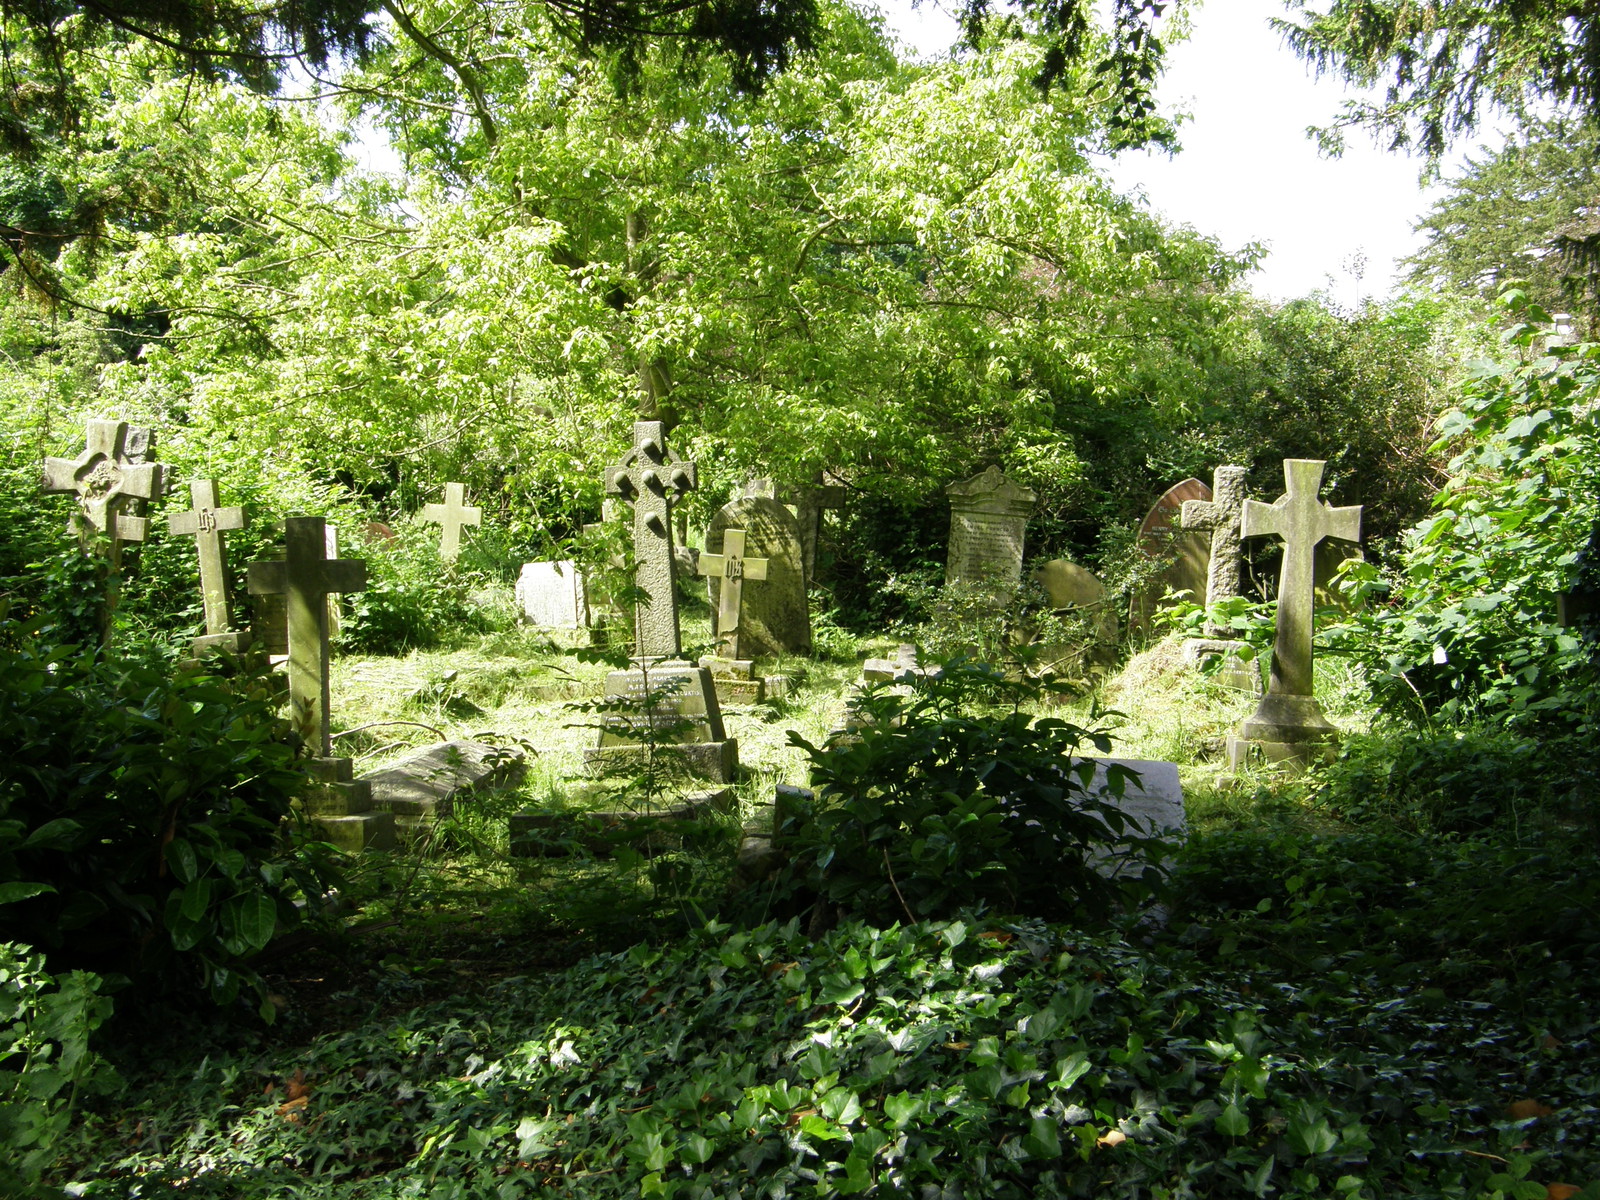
873;0;1454;308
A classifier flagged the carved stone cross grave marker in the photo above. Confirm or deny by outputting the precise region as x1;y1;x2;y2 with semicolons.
41;419;165;551
604;420;696;659
247;517;367;757
422;482;481;561
698;527;768;661
1228;459;1362;770
1180;464;1248;635
168;480;248;655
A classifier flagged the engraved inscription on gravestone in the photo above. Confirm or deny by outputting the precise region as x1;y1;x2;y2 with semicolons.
945;466;1036;592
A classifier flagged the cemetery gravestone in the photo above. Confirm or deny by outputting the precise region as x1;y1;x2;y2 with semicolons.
42;419;165;554
945;466;1036;594
248;516;393;850
743;475;846;588
1033;559;1119;672
706;496;811;658
589;422;736;783
422;482;481;561
1227;459;1362;771
1130;477;1211;633
516;561;589;630
167;479;249;656
1178;465;1258;689
696;526;774;703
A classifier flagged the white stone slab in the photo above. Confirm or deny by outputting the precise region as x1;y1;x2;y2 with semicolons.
516;560;588;628
1075;757;1186;838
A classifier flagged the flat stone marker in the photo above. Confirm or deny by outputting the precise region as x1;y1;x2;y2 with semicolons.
1228;459;1361;771
42;419;165;549
945;466;1036;594
706;497;810;658
593;422;735;782
362;739;526;843
168;479;248;656
249;516;392;851
1130;477;1211;633
422;482;481;561
516;560;589;629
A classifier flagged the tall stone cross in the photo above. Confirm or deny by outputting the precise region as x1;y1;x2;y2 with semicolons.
247;517;367;756
1180;464;1248;636
422;482;481;561
604;420;696;659
698;527;769;660
1242;459;1361;698
41;419;165;551
168;480;248;653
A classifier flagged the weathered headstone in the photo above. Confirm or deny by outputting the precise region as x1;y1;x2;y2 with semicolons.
248;516;393;850
516;561;589;629
42;419;165;551
589;422;736;782
363;739;526;844
945;466;1036;594
421;482;481;561
1033;559;1119;671
168;479;249;656
696;526;775;703
1227;460;1362;771
1130;477;1211;633
1178;465;1258;689
706;496;811;658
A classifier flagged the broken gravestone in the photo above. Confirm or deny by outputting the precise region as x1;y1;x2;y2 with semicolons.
362;740;526;844
1179;465;1258;690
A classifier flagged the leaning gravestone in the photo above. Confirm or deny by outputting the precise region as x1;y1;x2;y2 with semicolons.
167;479;249;656
248;516;394;851
586;421;736;783
516;561;589;630
1178;465;1258;690
1227;459;1362;771
1129;477;1211;634
706;496;811;658
945;466;1036;594
1033;559;1119;672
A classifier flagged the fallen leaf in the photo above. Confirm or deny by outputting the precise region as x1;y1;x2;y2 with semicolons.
1097;1130;1127;1149
1546;1185;1580;1200
1542;1035;1562;1050
978;931;1014;944
1507;1099;1555;1120
276;1095;309;1121
285;1069;311;1103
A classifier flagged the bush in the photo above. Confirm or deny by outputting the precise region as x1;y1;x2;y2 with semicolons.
337;523;494;655
0;620;344;1015
765;660;1164;927
0;943;115;1193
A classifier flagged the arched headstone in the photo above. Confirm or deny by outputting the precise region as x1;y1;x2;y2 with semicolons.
707;496;810;658
1130;477;1212;633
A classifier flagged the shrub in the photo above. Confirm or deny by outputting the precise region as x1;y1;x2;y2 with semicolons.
766;660;1164;928
0;943;115;1193
0;620;344;1015
337;523;494;655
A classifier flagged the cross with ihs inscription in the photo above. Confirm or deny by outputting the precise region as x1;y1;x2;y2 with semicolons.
41;419;165;550
698;528;768;661
168;480;247;653
1180;464;1248;636
605;420;696;659
247;517;367;756
1241;459;1361;698
422;482;481;561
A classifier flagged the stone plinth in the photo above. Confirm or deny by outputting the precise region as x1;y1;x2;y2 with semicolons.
510;788;734;858
585;659;738;783
1227;694;1341;771
301;756;395;852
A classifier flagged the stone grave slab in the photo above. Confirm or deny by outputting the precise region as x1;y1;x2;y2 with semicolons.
362;739;527;843
706;497;810;658
584;660;738;783
509;787;733;858
517;560;589;629
1074;757;1185;880
945;466;1036;594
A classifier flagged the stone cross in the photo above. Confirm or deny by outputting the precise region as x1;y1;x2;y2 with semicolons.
698;527;768;660
421;482;481;561
247;517;367;757
604;420;696;659
1241;459;1361;698
1180;464;1248;636
168;480;247;653
41;419;165;548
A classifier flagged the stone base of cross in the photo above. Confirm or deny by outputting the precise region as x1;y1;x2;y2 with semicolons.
1226;694;1341;773
585;657;739;783
300;756;396;853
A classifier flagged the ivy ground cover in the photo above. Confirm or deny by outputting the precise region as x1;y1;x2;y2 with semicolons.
58;828;1600;1200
